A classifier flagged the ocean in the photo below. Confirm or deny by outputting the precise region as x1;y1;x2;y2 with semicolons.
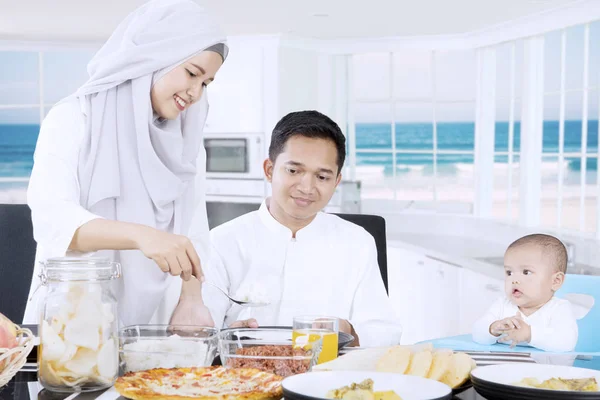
0;121;598;181
0;124;39;179
355;121;599;175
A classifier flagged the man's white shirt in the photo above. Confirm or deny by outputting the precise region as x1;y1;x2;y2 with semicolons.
202;199;403;347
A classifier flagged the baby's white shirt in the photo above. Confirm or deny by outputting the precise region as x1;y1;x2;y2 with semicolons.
472;296;578;352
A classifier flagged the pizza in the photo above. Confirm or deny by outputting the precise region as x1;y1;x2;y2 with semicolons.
114;366;283;400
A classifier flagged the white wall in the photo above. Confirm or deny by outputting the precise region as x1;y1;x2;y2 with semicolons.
204;36;269;133
203;37;340;142
278;48;349;134
317;55;349;134
277;46;320;116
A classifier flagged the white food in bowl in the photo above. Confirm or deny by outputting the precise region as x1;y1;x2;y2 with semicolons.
120;334;210;372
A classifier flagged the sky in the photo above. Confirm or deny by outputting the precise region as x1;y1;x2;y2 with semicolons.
353;21;600;123
0;49;95;124
0;21;599;124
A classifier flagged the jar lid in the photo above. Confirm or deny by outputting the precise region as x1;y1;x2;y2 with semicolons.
40;257;121;282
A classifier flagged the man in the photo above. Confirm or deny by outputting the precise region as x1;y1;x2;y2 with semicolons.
202;111;402;347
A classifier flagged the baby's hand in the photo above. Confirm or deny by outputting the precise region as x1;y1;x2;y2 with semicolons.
489;314;522;336
497;312;531;348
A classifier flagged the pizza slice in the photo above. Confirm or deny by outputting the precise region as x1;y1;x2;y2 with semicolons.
115;366;283;400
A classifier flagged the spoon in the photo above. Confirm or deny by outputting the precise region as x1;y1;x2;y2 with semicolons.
203;281;270;307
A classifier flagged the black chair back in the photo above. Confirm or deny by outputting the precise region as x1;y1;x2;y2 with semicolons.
333;213;388;294
0;204;36;323
0;205;391;321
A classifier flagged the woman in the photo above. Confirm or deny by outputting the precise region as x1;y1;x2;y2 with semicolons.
24;0;227;327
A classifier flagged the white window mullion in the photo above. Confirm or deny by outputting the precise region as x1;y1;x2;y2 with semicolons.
579;24;590;231
557;30;567;228
356;149;394;154
390;54;397;201
474;47;497;218
507;42;516;220
431;51;438;203
0;104;40;109
596;89;600;239
397;149;475;155
38;52;44;122
332;55;350;185
332;55;349;152
347;57;357;182
519;36;545;228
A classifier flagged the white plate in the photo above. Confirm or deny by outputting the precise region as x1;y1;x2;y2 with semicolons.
472;363;600;387
283;371;452;400
471;363;600;399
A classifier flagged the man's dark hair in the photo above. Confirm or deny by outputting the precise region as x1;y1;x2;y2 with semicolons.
507;234;568;274
268;110;346;174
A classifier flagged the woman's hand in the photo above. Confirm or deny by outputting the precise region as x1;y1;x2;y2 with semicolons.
69;219;203;280
135;226;203;281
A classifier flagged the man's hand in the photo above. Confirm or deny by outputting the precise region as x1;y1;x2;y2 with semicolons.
169;298;215;327
339;319;353;334
339;319;360;347
229;319;259;328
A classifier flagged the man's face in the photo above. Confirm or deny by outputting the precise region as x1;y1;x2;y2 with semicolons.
264;135;342;223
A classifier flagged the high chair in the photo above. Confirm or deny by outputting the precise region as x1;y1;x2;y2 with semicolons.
425;274;600;354
556;273;600;353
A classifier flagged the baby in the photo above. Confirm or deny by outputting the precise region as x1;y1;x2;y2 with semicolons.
472;234;578;352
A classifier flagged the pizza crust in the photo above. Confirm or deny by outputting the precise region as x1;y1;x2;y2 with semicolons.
115;366;283;400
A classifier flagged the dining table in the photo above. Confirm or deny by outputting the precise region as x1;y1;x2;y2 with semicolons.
2;351;600;400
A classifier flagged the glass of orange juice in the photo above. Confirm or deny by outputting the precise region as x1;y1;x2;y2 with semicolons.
292;316;339;364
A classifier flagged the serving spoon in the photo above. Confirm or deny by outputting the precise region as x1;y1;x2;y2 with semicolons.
203;281;270;307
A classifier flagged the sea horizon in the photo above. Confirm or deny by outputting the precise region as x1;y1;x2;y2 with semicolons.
0;120;598;180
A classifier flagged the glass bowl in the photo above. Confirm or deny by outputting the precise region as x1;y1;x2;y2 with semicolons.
217;328;321;377
119;325;218;373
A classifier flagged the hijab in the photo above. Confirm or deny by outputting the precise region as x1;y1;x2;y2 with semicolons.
73;0;228;325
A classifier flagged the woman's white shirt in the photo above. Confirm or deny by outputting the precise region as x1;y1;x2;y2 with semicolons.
23;98;194;325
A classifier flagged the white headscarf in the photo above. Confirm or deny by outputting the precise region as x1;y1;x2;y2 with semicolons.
72;0;228;326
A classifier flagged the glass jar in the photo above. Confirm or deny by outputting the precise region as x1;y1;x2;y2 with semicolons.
37;257;121;392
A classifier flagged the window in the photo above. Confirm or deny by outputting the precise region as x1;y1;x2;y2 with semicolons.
493;40;523;223
0;49;94;203
540;22;600;234
351;50;477;213
0;52;39;203
43;50;95;104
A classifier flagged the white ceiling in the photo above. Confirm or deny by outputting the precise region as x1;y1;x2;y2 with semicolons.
0;0;583;42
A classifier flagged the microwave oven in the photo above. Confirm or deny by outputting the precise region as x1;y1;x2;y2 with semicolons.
203;133;265;179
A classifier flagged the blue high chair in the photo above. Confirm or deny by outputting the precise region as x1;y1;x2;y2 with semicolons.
425;274;600;355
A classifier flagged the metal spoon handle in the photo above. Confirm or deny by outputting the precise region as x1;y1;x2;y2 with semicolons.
203;281;269;307
203;281;241;304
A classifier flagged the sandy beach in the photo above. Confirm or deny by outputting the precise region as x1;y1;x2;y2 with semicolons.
2;170;597;234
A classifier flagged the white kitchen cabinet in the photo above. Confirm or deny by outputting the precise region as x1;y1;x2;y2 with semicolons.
388;246;427;344
205;179;266;197
387;246;461;345
419;257;461;341
387;244;505;343
203;38;267;133
458;268;504;335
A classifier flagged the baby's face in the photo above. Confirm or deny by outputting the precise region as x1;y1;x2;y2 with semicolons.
503;245;562;309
